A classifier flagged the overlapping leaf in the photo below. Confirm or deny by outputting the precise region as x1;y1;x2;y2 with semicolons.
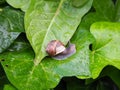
0;26;94;89
76;0;120;80
0;6;24;53
80;0;120;29
90;22;120;78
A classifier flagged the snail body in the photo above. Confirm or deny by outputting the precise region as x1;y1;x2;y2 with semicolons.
46;40;76;60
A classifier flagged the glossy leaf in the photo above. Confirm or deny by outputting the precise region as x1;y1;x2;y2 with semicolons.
76;0;120;79
0;6;24;53
70;0;120;81
0;26;94;89
78;1;120;79
25;0;93;64
6;0;30;12
90;22;120;78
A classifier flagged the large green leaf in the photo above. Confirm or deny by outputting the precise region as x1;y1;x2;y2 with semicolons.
0;6;24;53
90;22;120;78
6;0;30;12
73;0;120;82
25;0;93;64
0;25;94;89
70;0;120;81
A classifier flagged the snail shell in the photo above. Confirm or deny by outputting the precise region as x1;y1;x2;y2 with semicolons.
46;40;65;56
46;40;76;60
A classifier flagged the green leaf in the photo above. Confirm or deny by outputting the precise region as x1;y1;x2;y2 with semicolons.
0;6;24;53
90;22;120;78
81;0;120;29
0;24;94;89
115;0;120;22
72;0;120;80
74;0;115;34
92;0;120;22
6;0;30;12
93;0;115;21
25;0;93;64
4;84;17;90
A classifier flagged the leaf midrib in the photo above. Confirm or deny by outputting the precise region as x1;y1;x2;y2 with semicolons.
36;0;65;64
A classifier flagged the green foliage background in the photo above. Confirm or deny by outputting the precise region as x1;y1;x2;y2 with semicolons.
0;0;120;90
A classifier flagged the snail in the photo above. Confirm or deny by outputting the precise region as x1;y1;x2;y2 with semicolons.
46;40;76;60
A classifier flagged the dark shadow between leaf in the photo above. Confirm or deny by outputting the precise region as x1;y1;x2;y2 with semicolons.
1;59;5;62
89;6;96;13
89;44;93;51
54;77;67;90
112;0;117;4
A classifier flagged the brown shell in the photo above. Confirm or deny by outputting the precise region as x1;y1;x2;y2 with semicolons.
46;40;65;56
